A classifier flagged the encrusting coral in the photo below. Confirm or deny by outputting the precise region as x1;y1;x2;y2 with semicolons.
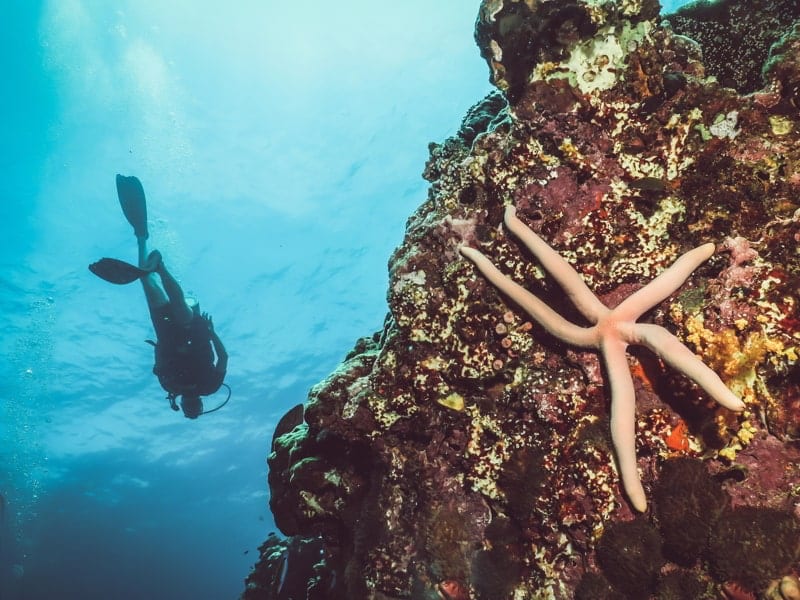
244;0;800;598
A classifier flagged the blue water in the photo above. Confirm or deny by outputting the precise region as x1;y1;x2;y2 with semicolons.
1;1;693;598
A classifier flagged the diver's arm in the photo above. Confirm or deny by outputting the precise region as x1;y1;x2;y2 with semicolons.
210;330;228;377
202;312;228;377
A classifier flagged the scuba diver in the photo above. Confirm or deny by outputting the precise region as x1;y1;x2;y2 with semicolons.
90;175;229;419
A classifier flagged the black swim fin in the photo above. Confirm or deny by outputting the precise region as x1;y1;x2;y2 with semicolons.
89;250;161;284
89;258;150;284
116;174;149;239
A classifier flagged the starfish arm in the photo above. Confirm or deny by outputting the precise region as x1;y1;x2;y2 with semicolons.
634;324;745;412
614;243;716;321
460;246;597;347
601;337;647;512
504;206;607;323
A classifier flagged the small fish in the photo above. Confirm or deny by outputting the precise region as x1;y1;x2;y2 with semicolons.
276;549;289;595
629;177;668;192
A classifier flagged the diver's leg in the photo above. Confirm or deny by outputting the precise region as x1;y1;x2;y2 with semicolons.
137;235;168;312
141;273;168;310
155;261;193;326
137;235;148;268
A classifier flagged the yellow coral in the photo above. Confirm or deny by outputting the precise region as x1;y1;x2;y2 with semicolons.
437;392;465;412
718;417;758;461
769;114;793;135
684;315;783;398
682;315;788;460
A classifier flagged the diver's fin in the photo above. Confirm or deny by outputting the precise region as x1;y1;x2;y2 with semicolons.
89;258;150;284
115;174;149;239
89;250;161;284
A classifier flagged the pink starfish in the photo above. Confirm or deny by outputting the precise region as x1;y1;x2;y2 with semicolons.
460;205;745;512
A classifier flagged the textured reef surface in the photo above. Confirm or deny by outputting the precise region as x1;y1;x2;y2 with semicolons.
243;1;800;598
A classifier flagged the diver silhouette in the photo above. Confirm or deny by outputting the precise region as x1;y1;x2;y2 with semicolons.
90;175;229;418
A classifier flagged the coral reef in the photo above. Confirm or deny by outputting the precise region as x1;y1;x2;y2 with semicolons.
244;0;800;597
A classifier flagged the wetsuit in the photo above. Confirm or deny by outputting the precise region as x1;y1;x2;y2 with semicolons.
149;306;225;397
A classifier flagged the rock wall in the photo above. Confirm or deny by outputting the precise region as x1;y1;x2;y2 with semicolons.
244;1;800;598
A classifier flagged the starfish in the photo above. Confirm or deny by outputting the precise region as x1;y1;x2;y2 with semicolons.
460;205;745;512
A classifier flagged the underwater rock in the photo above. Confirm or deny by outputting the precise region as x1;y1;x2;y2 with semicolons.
245;0;800;597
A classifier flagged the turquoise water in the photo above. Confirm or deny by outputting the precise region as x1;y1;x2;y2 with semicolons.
1;1;695;599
